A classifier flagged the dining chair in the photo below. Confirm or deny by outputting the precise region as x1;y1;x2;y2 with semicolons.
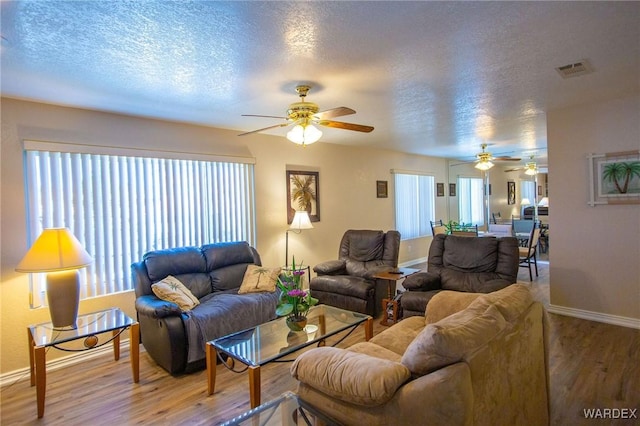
430;220;444;236
519;227;541;280
432;225;447;235
512;219;534;246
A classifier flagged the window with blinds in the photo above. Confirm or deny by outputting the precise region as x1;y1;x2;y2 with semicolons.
393;171;435;240
458;177;485;226
23;141;256;307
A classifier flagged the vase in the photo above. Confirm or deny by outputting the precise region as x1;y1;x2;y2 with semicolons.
286;315;307;332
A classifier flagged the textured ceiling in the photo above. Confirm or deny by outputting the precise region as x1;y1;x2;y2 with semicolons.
1;1;639;162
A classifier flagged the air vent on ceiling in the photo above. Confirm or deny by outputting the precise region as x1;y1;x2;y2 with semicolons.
555;59;594;79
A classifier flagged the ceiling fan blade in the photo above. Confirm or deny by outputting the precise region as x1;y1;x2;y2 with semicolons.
504;167;523;172
242;114;287;119
494;156;522;162
317;120;374;133
238;122;291;136
314;107;356;120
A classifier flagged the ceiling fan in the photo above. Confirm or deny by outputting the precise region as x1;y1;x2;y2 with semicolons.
504;155;544;175
474;144;521;170
238;85;374;146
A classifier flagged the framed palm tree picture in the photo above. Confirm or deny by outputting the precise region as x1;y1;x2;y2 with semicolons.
588;150;640;206
287;170;320;223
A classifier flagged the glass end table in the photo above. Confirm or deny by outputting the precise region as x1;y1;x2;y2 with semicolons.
220;391;341;426
27;307;139;418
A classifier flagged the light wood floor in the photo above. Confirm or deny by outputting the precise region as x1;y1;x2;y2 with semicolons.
1;261;638;425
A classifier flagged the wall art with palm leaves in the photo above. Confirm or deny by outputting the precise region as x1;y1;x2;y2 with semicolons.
286;170;320;224
588;150;640;206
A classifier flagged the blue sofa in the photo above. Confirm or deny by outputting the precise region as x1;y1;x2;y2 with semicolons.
132;241;279;374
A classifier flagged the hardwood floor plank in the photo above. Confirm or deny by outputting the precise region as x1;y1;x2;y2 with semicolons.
1;262;638;425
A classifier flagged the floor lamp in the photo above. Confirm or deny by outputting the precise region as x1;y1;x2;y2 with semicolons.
285;211;314;267
16;228;93;329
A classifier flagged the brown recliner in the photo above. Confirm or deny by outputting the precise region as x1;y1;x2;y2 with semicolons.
400;234;519;317
310;230;401;317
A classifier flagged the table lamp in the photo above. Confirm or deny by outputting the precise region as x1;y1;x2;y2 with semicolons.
16;228;93;328
285;211;313;267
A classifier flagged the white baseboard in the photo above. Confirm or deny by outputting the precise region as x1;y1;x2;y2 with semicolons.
548;304;640;329
0;339;134;388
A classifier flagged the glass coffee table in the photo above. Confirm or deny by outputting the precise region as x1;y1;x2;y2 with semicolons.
206;305;372;408
219;391;341;426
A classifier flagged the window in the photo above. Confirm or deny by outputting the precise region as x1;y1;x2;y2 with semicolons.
23;141;256;306
458;177;485;226
393;171;435;239
520;180;536;205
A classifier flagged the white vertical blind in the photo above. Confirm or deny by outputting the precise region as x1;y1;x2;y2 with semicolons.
520;180;536;204
394;172;435;240
458;177;485;226
24;146;256;305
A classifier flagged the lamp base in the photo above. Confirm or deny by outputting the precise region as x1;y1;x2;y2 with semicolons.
46;270;80;328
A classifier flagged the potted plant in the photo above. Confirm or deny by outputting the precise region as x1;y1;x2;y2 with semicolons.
276;257;318;331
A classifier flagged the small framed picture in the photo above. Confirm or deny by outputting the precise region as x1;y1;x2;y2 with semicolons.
508;181;516;205
449;183;456;197
437;182;445;197
376;180;388;198
538;185;543;196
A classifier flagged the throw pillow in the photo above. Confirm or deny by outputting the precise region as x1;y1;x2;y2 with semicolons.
151;275;200;312
238;265;281;294
401;303;506;376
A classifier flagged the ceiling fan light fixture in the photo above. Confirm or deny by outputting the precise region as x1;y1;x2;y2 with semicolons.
475;160;494;171
524;162;538;175
286;122;322;146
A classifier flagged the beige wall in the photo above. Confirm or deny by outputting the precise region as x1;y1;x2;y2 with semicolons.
547;93;640;321
0;98;447;373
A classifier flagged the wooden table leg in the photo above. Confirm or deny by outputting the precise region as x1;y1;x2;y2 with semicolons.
27;328;35;387
113;330;120;361
206;342;216;396
365;317;373;341
34;346;46;418
249;366;261;408
130;322;140;383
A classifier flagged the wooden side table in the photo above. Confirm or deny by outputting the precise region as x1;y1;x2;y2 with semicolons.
27;307;139;418
373;268;420;326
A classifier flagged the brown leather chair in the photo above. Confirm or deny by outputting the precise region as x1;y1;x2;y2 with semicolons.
310;230;401;317
400;234;519;317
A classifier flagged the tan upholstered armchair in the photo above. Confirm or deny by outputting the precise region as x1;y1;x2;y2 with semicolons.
291;285;550;426
310;230;400;317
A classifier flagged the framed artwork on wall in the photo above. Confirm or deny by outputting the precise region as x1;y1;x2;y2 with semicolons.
449;183;456;197
286;170;320;224
436;182;445;197
587;150;640;206
376;180;388;198
508;181;516;205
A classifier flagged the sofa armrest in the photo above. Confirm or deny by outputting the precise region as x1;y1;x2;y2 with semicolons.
291;347;411;406
313;260;347;275
135;294;182;318
402;272;441;291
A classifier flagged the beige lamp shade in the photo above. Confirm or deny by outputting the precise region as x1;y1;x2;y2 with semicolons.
16;228;92;272
289;211;314;231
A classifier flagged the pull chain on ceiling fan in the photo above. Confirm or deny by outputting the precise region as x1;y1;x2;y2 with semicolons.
238;85;374;146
